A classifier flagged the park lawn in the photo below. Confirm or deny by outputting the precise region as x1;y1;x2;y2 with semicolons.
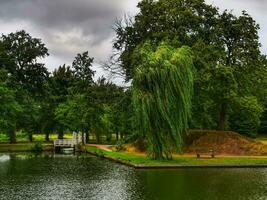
0;133;73;143
85;145;267;166
33;134;73;142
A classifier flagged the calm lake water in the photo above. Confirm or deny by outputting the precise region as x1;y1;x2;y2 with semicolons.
0;153;267;200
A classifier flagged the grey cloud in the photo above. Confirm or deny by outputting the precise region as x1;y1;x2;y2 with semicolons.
0;0;126;40
0;0;265;75
0;0;140;73
205;0;267;53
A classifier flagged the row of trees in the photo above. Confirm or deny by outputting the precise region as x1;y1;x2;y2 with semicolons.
0;0;267;160
0;31;132;143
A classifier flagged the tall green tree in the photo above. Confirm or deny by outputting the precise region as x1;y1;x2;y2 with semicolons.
55;93;93;143
1;31;50;142
111;89;133;141
50;65;76;139
72;51;95;91
210;66;238;130
0;70;22;143
89;77;125;143
230;96;264;138
132;42;193;159
1;30;49;98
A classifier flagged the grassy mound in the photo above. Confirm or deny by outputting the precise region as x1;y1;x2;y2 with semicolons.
123;130;267;156
184;130;267;156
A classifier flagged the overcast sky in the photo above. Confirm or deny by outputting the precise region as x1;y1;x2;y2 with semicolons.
0;0;266;82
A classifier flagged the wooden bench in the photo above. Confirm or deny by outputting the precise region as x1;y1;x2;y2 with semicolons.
196;149;215;158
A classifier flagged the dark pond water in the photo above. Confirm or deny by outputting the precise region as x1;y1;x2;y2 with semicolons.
0;153;267;200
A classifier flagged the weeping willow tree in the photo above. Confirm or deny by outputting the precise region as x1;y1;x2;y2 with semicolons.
132;42;194;160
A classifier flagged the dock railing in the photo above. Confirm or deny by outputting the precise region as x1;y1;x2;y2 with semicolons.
53;132;82;148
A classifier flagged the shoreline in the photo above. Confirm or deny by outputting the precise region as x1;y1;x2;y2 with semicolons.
84;145;267;169
2;143;267;169
87;151;267;169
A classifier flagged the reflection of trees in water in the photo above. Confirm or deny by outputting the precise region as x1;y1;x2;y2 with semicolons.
138;169;267;200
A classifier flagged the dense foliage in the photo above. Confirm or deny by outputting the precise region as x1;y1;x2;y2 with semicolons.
113;0;267;137
0;31;131;144
132;43;193;159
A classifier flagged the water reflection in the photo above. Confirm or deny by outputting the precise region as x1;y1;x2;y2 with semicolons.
138;168;267;200
0;153;142;200
0;153;267;200
0;154;10;162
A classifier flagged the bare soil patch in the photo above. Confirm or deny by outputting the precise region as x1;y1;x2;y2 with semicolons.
123;130;267;156
184;130;267;156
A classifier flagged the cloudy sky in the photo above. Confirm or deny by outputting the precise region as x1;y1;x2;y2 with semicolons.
0;0;266;82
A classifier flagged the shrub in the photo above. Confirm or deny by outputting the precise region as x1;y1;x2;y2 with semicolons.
31;142;43;152
230;96;264;138
0;133;9;142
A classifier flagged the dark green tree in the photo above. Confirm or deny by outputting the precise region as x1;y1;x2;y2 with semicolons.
55;93;93;143
230;96;264;138
50;65;76;139
210;66;238;130
72;51;95;90
1;30;49;98
0;70;22;143
89;77;125;143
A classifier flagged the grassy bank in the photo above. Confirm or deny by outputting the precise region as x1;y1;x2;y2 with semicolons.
85;145;267;167
0;143;54;152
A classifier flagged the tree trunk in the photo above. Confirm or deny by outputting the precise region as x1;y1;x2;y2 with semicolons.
58;129;64;139
96;133;101;144
218;103;227;131
28;134;33;142
45;132;50;142
85;132;89;144
120;132;124;140
81;132;85;145
9;130;16;144
106;133;112;143
116;132;119;141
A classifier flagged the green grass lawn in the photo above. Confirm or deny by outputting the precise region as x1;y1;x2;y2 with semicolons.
85;146;267;166
0;133;73;143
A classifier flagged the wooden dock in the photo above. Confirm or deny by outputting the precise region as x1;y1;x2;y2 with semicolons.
53;139;76;148
53;132;82;151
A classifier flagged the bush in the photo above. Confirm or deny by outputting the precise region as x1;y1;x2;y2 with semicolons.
230;96;264;138
31;142;43;152
0;133;9;142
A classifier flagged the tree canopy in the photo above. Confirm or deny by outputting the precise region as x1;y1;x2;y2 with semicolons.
113;0;267;134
